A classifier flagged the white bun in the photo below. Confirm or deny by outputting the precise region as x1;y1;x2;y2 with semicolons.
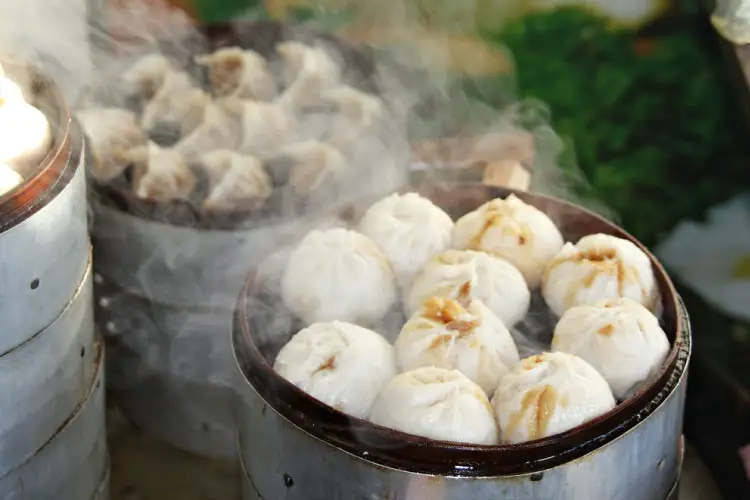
274;321;397;419
370;367;499;445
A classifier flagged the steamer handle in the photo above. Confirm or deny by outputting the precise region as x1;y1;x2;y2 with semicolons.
481;159;532;191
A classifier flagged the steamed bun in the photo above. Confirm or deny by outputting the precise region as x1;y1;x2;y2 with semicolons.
274;321;397;419
360;193;454;288
281;228;397;326
452;194;564;288
0;100;52;174
0;162;23;196
370;367;498;445
552;297;670;400
492;352;615;444
406;250;530;327
395;297;519;395
542;233;659;317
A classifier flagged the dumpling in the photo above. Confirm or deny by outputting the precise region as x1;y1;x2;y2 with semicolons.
370;367;498;445
0;99;52;175
229;99;297;160
140;70;210;140
359;192;453;288
281;228;397;326
276;42;343;113
201;150;272;211
551;297;670;400
323;85;385;150
452;195;564;289
277;41;342;88
406;250;530;328
125;142;195;202
491;352;616;444
120;53;173;102
0;162;23;196
282;140;347;197
196;47;278;101
395;296;520;395
173;100;239;157
542;233;659;317
273;321;397;419
77;107;147;181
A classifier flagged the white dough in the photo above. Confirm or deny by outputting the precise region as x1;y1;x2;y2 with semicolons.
552;297;670;400
370;367;498;445
452;194;564;289
0;100;52;174
126;142;195;202
277;42;343;113
406;250;530;327
492;352;616;444
542;233;659;317
281;228;397;326
282;140;347;196
140;71;210;138
0;163;23;196
230;99;297;160
0;74;25;103
396;296;520;395
274;321;397;419
120;53;173;101
201;151;271;211
196;47;278;101
359;192;454;288
77;107;146;181
174;100;239;157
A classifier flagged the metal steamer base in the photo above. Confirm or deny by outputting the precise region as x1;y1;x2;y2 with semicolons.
231;184;692;500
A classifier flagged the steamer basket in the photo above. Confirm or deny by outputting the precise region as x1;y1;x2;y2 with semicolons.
232;182;691;500
90;20;405;459
0;62;89;353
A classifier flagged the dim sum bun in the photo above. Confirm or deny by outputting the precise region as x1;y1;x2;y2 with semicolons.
196;47;278;101
201;151;271;212
492;352;616;444
281;228;397;326
452;195;564;289
542;233;659;317
395;297;520;395
77;107;147;181
370;367;499;445
274;321;397;419
552;297;670;400
0;162;23;196
359;193;453;288
0;71;25;103
406;250;530;327
0;100;52;175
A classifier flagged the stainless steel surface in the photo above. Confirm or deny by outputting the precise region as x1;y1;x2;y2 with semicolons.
0;259;96;477
0;343;108;499
115;371;237;460
92;466;110;500
0;156;88;353
92;202;326;309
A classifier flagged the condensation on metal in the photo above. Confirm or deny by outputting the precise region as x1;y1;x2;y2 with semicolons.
0;259;95;477
235;299;691;500
91;201;327;309
0;343;107;499
116;371;237;460
0;149;88;353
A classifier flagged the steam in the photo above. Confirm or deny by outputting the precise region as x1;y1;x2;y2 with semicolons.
1;0;610;425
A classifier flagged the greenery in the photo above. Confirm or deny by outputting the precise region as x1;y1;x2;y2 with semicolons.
489;7;750;246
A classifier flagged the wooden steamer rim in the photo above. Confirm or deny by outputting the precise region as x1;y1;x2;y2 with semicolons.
232;134;691;477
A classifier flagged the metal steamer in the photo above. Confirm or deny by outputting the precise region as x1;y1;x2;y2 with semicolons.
0;64;109;499
232;183;691;500
90;20;407;459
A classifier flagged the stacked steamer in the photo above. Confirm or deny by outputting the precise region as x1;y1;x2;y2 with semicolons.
81;21;406;458
0;62;108;499
233;180;690;499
